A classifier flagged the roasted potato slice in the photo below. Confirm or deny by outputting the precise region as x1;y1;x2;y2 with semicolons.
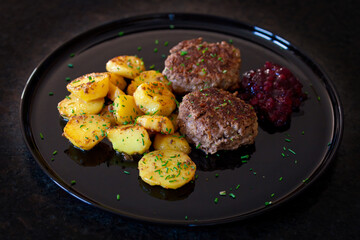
133;82;176;116
135;115;174;134
168;112;178;131
66;72;110;101
109;72;127;90
153;133;191;154
107;82;125;101
126;70;172;95
63;115;111;150
126;81;139;96
107;125;151;155
138;150;196;189
113;95;142;125
99;104;117;126
57;94;104;119
106;56;145;79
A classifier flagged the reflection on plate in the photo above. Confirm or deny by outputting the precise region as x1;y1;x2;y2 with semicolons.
20;13;343;225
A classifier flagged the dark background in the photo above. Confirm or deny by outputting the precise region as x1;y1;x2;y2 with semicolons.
1;0;359;239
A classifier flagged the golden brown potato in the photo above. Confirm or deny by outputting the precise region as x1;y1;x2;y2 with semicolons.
63;115;111;150
153;133;191;154
138;150;196;189
113;95;142;125
109;72;127;90
106;56;145;79
168;112;178;131
133;82;176;116
106;125;151;155
126;81;138;96
126;70;172;95
66;72;110;101
99;104;117;126
135;115;174;134
57;94;104;119
107;82;125;101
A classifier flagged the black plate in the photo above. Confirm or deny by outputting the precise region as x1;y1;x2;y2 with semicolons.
20;13;343;226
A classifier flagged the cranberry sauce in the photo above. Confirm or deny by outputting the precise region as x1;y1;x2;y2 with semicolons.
240;62;306;127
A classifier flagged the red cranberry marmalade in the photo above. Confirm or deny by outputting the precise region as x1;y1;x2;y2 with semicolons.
240;62;306;127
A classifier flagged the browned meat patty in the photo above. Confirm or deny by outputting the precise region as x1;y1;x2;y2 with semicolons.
162;38;241;94
177;87;258;154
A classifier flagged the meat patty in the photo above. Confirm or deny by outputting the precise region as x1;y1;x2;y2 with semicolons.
177;87;258;155
163;38;241;95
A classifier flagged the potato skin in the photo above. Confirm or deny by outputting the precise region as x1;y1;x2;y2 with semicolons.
63;115;111;150
135;115;174;134
138;150;196;189
106;56;145;79
66;72;110;101
133;82;176;116
106;125;151;155
58;93;104;120
153;133;191;154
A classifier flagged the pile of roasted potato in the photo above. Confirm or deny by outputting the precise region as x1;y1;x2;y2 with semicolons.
58;56;195;189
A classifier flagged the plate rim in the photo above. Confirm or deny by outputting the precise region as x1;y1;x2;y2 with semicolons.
19;13;344;226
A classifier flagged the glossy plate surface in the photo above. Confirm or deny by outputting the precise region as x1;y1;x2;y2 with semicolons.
20;14;343;225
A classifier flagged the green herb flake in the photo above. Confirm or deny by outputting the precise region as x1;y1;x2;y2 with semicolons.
52;150;58;155
69;53;75;57
48;92;54;96
229;193;236;199
155;39;159;44
180;51;188;56
116;194;120;200
288;149;296;155
70;180;76;185
137;46;142;51
265;201;272;206
124;170;130;175
285;138;291;142
214;197;219;204
118;31;124;36
219;191;226;196
154;48;158;53
241;155;249;160
236;184;240;190
169;24;175;29
67;63;73;68
279;177;283;181
40;133;44;140
65;77;71;82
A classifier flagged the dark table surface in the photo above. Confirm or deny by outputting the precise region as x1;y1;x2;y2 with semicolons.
1;0;359;239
